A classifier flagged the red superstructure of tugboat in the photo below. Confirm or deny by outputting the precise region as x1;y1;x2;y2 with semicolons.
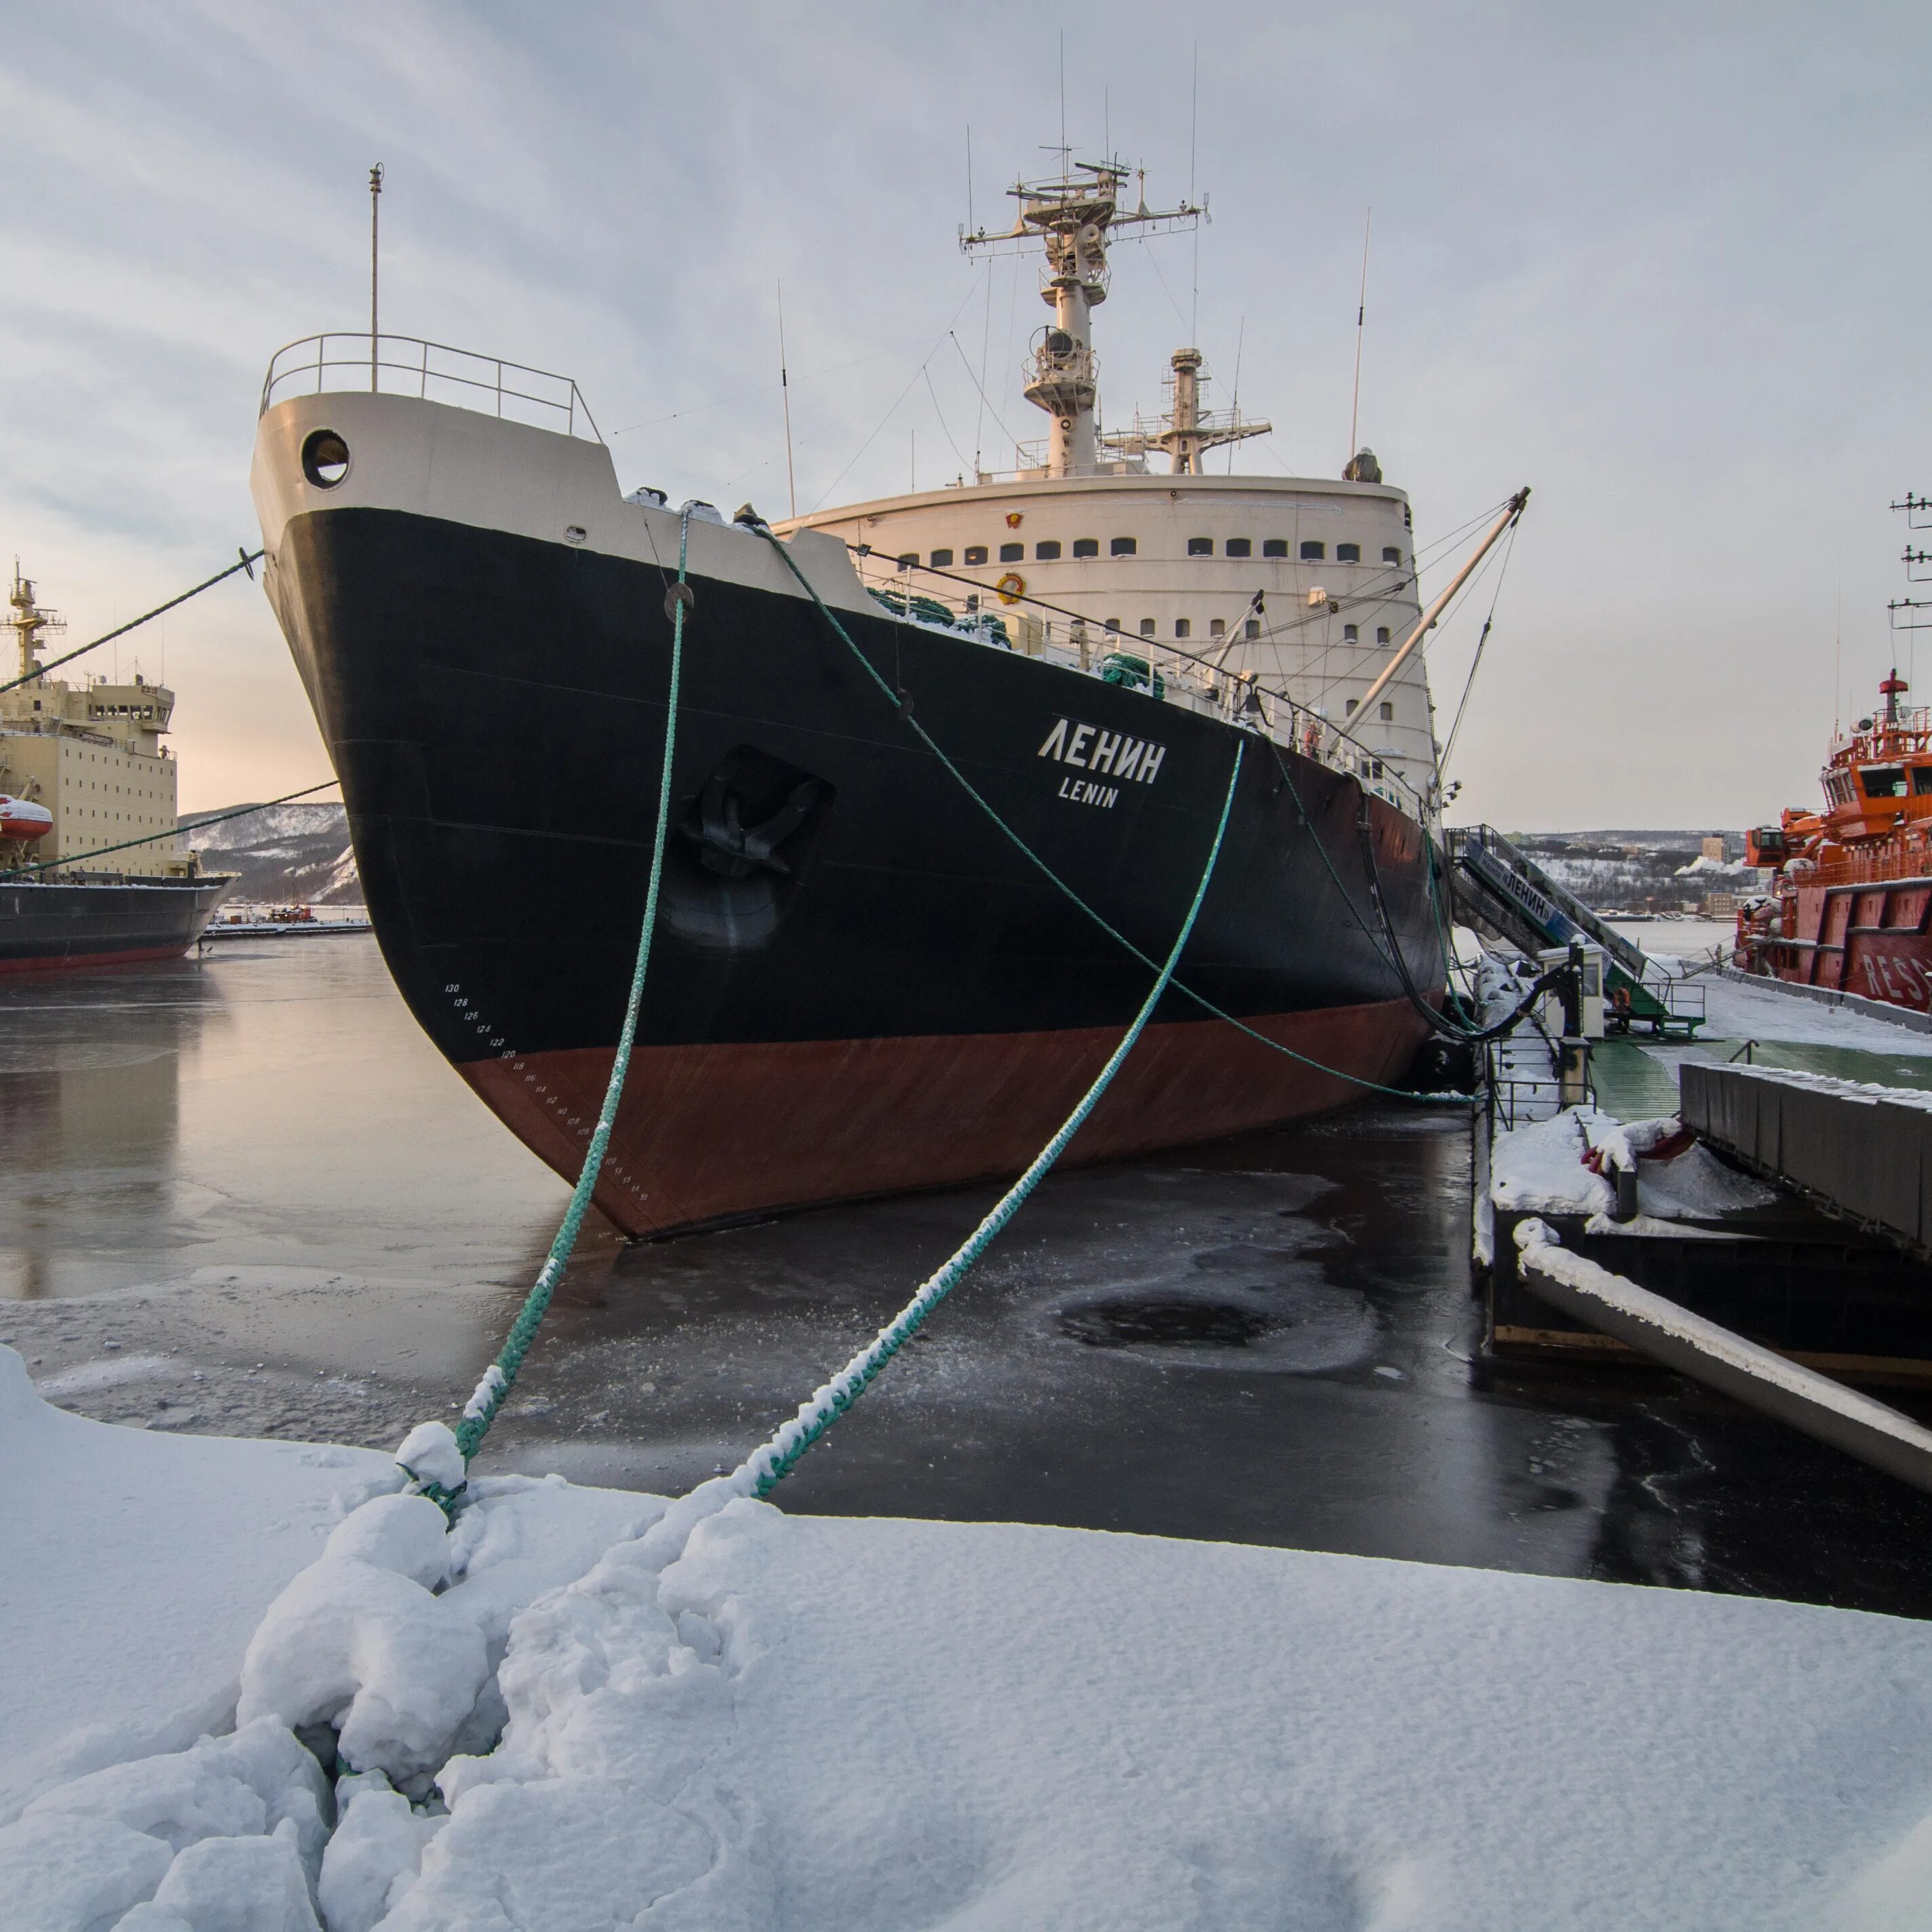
1736;667;1932;1009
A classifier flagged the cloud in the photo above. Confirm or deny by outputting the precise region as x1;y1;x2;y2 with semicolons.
1;1;1929;819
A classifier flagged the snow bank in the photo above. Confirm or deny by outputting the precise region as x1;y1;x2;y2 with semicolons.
0;1351;655;1927
0;1345;393;1821
1638;1140;1778;1216
13;1342;1932;1927
1492;1110;1777;1222
395;1501;1932;1930
1490;1109;1615;1214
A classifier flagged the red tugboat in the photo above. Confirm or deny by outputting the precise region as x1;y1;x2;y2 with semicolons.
1736;669;1932;1009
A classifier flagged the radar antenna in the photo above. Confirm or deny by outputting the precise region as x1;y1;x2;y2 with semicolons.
961;159;1202;478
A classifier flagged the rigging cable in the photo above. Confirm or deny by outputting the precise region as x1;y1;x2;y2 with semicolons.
0;549;264;699
0;780;341;881
950;329;1023;466
922;364;975;479
752;520;1478;1101
1438;519;1518;777
807;279;986;512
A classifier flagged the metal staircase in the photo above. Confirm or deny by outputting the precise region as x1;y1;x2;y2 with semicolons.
1446;826;1703;1037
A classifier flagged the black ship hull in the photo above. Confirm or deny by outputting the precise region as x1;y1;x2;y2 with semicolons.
0;874;233;975
265;503;1446;1237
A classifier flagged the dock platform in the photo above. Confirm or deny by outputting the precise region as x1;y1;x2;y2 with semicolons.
1480;954;1932;1423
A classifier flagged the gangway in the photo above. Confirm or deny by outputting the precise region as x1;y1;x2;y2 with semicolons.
1446;826;1703;1037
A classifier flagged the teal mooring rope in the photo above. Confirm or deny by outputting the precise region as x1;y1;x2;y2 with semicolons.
406;509;693;1509
738;735;1244;1496
400;511;1469;1511
754;524;1465;1106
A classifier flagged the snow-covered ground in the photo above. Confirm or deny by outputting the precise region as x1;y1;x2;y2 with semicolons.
7;1345;1932;1930
1695;973;1932;1054
1490;1108;1779;1222
0;1349;393;1825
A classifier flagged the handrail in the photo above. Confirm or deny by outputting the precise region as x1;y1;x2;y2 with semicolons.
258;333;602;443
1804;846;1932;891
847;545;1435;820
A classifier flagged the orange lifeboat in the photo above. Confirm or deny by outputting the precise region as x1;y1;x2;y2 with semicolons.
0;794;52;841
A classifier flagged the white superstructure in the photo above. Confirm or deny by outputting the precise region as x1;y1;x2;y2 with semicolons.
777;158;1450;813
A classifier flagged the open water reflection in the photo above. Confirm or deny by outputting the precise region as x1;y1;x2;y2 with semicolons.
3;937;1931;1617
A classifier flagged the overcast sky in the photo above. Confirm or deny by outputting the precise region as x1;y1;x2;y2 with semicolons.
3;1;1929;824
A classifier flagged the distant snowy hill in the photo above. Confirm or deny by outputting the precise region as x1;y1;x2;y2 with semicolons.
1494;828;1766;912
178;807;1756;916
183;801;361;906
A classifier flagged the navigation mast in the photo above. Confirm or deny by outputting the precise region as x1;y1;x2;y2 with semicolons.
961;160;1201;478
7;570;64;685
1101;347;1271;475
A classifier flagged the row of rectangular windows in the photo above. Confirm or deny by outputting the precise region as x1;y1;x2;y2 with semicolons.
909;539;1409;567
1101;618;1396;644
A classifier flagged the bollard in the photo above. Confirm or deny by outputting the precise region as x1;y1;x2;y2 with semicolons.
1613;1162;1639;1223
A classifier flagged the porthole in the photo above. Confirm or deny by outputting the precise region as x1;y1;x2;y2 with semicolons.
301;428;351;488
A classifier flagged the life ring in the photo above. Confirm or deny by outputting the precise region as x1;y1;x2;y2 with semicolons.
995;572;1026;604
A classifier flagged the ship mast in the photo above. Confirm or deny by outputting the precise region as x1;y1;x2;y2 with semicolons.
7;568;63;686
961;160;1201;479
1101;345;1271;475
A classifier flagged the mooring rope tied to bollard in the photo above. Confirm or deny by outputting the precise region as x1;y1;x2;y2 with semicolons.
400;511;1484;1511
737;735;1244;1496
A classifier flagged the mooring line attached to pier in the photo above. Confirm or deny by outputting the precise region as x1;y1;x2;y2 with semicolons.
405;509;695;1511
0;548;265;699
753;522;1471;1104
0;781;342;881
735;736;1245;1498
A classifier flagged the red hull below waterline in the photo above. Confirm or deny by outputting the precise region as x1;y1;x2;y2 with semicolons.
459;997;1433;1239
0;942;192;977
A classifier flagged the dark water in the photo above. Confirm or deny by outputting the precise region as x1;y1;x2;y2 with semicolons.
5;938;1931;1618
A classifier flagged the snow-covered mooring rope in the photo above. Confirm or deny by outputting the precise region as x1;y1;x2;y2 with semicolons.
402;508;695;1513
737;733;1243;1498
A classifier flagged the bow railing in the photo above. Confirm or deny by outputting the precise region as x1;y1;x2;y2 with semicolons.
259;334;602;443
